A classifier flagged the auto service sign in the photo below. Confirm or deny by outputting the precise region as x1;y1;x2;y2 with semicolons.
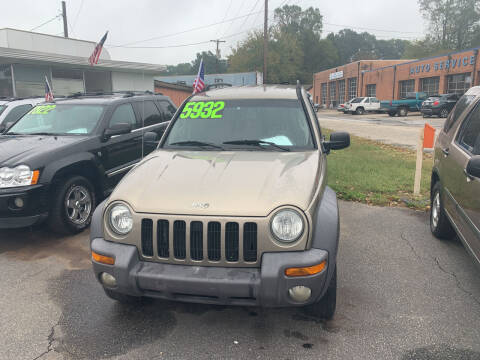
329;71;343;80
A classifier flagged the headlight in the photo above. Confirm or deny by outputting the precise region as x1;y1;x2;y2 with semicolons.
271;209;304;243
108;203;133;235
0;165;39;188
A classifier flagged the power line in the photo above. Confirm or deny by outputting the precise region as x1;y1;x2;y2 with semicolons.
223;0;247;39
71;0;85;34
219;0;234;37
323;21;422;35
110;9;264;48
30;14;61;32
238;0;261;33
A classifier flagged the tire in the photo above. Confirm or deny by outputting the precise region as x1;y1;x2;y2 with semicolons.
440;108;449;118
48;175;96;234
104;288;142;304
304;266;337;320
388;111;396;117
355;107;364;115
397;107;408;117
430;181;455;239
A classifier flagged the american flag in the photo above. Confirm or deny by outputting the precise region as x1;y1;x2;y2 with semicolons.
192;58;205;94
45;76;54;102
89;31;108;66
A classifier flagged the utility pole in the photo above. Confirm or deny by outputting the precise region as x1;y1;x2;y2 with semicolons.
62;1;68;38
263;0;268;84
210;39;226;73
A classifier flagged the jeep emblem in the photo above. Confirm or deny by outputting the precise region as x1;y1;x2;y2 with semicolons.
192;202;209;209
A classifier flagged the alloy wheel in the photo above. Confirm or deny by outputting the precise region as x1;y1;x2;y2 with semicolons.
431;191;441;230
65;185;92;225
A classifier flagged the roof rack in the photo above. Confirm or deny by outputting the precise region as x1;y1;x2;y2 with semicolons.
65;90;158;99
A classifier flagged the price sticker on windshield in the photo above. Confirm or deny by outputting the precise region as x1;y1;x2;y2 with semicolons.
30;105;56;115
180;101;225;119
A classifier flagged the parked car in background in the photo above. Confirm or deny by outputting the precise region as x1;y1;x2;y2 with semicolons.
430;86;480;268
348;97;380;115
421;94;459;118
380;92;428;117
0;97;45;131
0;92;176;233
337;100;352;112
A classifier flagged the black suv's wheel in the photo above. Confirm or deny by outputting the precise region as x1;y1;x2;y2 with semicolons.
388;111;396;117
397;107;408;117
440;108;449;118
304;266;337;320
355;107;364;115
430;182;455;239
48;175;96;234
104;288;142;304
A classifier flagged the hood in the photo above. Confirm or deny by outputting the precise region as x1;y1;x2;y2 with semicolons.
110;150;322;216
0;135;87;166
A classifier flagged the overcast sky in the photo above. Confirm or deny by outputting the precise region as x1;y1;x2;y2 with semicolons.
1;0;427;65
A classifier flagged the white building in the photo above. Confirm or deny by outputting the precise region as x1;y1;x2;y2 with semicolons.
0;28;165;97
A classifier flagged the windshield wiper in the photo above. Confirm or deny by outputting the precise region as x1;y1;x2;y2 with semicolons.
169;140;224;150
223;139;290;152
26;132;64;136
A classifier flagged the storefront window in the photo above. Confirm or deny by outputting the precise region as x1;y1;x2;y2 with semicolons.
0;64;13;97
13;64;51;97
348;77;357;100
446;73;472;95
420;77;439;96
399;79;415;99
329;82;337;107
338;79;345;104
321;83;327;105
52;68;84;96
366;84;376;97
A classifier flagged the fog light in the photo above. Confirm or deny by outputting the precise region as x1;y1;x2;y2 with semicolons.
288;286;312;302
14;197;24;208
100;272;117;288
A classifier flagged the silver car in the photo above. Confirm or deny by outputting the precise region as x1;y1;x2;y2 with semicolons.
430;86;480;267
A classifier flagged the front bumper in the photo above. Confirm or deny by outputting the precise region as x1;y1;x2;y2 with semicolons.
421;108;440;115
0;184;49;229
91;237;330;307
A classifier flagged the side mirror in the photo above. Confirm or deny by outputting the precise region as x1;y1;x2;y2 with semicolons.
466;156;480;179
324;132;350;154
103;123;131;140
143;131;158;143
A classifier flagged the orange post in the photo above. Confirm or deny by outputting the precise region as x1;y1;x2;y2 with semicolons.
423;124;436;149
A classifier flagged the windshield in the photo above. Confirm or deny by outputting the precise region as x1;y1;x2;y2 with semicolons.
351;98;364;103
163;99;314;151
0;105;6;116
6;104;105;135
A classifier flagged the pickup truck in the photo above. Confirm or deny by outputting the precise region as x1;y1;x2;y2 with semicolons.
380;92;428;117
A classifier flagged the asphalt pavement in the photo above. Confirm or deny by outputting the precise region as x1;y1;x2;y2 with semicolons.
0;201;479;360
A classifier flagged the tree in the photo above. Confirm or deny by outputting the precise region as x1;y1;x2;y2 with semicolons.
191;51;227;74
419;0;480;50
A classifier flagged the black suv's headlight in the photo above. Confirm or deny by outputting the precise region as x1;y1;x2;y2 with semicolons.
270;209;304;243
108;203;133;235
0;165;39;188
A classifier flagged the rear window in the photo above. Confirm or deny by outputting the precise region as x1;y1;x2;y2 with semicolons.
163;99;314;151
443;95;476;132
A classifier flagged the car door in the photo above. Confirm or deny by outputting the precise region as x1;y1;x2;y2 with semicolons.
102;102;142;188
133;100;170;156
448;102;480;260
363;97;370;110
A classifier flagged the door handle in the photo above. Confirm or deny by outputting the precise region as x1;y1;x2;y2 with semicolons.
441;148;449;156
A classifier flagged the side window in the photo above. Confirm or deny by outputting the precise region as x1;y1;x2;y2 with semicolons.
134;101;163;127
3;104;32;124
109;103;137;129
157;101;176;121
444;95;475;132
457;104;480;155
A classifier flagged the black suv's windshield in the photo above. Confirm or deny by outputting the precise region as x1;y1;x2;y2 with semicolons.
6;104;105;135
163;99;314;151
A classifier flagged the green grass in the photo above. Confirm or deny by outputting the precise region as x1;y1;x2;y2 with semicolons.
324;129;432;210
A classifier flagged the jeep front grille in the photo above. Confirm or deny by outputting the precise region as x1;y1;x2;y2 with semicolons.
140;218;258;265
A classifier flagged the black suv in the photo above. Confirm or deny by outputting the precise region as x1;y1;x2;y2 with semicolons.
421;93;459;118
0;92;176;233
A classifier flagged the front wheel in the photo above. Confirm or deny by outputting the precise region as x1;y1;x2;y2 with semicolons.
304;266;337;320
430;182;455;239
48;176;96;234
355;107;364;115
388;111;396;117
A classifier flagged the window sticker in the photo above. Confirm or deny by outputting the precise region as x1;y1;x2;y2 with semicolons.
180;101;225;119
30;105;56;115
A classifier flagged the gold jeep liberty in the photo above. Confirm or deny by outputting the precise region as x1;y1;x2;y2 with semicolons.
90;84;350;319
